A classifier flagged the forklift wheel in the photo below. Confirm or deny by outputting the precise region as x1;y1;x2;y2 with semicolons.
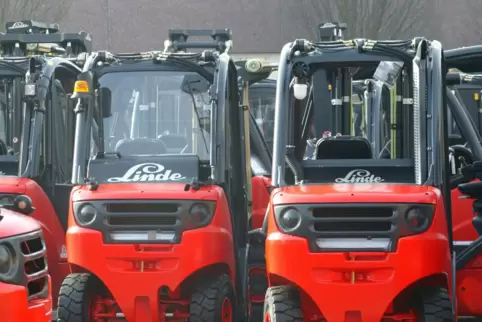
57;273;108;322
189;274;235;322
419;287;453;321
263;286;302;322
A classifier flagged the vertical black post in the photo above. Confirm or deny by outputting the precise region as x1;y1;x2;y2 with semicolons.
341;68;352;134
11;78;23;152
332;69;342;134
402;69;412;158
312;70;332;136
395;76;403;158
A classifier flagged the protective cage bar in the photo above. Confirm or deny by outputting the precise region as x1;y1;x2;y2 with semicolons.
167;28;232;52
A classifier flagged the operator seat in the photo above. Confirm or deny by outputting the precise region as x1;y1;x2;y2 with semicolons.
315;135;373;159
157;134;188;152
115;138;167;156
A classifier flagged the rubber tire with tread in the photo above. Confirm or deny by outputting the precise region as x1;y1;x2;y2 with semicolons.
419;287;453;322
248;244;266;322
263;286;303;322
189;274;235;321
57;273;102;322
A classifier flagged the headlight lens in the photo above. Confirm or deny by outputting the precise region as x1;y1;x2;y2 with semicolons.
279;208;302;231
0;244;13;275
189;203;211;226
405;207;429;232
77;204;97;225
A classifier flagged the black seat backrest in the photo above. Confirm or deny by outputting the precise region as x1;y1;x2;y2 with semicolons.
315;136;373;159
115;138;167;156
157;134;188;150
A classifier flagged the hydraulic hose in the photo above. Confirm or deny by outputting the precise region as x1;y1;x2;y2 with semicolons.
285;145;304;183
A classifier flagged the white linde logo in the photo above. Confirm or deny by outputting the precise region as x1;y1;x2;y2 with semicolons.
335;169;384;183
9;22;29;29
107;163;186;182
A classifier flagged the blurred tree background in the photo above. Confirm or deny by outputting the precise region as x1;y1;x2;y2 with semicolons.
2;0;481;53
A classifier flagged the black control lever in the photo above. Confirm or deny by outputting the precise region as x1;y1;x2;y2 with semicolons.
458;181;482;199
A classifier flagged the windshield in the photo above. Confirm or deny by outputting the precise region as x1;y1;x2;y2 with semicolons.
249;86;275;151
96;71;211;160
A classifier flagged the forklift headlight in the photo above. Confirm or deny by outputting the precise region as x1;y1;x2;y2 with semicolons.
279;208;302;231
404;206;432;233
75;204;97;226
187;202;214;228
0;243;15;277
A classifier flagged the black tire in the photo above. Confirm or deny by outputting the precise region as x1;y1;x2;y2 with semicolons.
189;274;236;321
419;287;453;321
263;286;303;321
57;273;103;322
248;267;266;322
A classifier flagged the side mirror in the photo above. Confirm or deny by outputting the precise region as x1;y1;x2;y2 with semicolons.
97;87;112;118
2;195;35;215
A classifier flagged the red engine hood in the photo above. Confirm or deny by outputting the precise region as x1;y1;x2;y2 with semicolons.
0;208;40;239
0;176;26;194
72;183;220;202
272;184;440;205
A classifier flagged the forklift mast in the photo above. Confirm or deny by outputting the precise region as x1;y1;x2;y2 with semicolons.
0;21;91;156
0;20;92;57
312;22;350;136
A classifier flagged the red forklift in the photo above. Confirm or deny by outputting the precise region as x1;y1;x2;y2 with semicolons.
262;38;455;320
58;29;265;321
0;196;52;322
0;20;91;312
364;62;482;319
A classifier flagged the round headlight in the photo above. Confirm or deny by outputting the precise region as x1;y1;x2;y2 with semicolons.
189;203;210;224
78;204;97;225
0;244;13;275
405;208;429;231
280;208;302;231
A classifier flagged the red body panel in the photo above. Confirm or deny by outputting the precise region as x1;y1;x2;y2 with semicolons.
0;177;68;306
0;278;52;322
266;184;452;320
0;208;41;238
251;176;271;229
68;183;236;322
451;179;482;315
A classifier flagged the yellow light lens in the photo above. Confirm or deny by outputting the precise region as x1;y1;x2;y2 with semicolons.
74;81;89;93
475;92;479;101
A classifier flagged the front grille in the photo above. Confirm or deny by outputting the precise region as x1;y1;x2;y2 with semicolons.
107;215;177;226
105;202;179;213
20;232;48;299
0;193;19;206
312;206;395;233
103;202;181;229
0;230;49;299
74;200;200;244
